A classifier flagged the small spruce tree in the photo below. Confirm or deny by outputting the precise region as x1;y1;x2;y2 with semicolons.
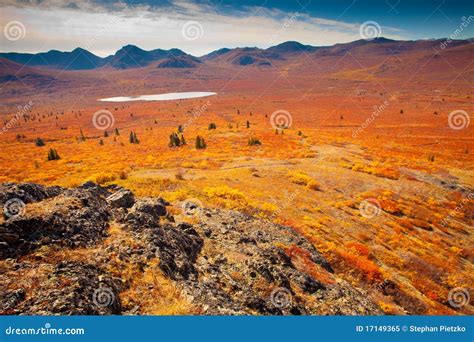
47;148;60;161
248;137;262;146
129;131;139;144
35;138;45;146
195;136;206;149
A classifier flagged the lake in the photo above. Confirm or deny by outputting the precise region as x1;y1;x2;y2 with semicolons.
98;92;217;102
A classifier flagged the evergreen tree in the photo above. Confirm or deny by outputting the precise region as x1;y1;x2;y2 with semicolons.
35;138;45;146
246;120;250;128
129;131;139;144
248;137;262;146
208;123;217;130
79;129;86;141
115;128;120;136
169;132;183;147
195;136;206;149
47;148;60;161
104;130;109;137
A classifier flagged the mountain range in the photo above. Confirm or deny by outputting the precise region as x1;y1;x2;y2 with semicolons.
1;37;472;71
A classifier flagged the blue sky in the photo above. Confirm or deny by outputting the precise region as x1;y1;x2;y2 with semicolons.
1;0;473;56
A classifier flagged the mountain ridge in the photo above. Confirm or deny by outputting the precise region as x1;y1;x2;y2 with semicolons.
0;37;471;70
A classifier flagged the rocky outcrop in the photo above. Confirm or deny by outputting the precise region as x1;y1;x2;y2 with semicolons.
1;261;122;315
0;183;111;259
0;182;61;207
0;183;382;315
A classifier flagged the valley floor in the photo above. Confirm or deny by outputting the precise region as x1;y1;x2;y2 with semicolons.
0;65;472;315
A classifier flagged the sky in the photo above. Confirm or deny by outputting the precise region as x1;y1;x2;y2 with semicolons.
0;0;473;57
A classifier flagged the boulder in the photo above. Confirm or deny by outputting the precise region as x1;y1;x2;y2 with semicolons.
107;189;135;208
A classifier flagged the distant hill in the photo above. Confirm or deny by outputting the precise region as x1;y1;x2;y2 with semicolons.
0;58;60;88
0;48;105;70
156;55;202;68
0;38;471;71
266;41;318;54
104;45;190;69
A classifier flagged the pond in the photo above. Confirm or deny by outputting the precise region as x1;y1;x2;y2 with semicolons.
98;92;217;102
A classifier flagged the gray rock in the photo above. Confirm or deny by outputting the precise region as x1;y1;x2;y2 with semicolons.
125;198;168;226
107;189;135;208
0;182;382;316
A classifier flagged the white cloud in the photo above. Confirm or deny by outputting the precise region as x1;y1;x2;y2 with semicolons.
0;0;407;56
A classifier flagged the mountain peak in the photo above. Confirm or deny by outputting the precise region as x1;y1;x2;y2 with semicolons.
267;41;316;53
117;44;144;53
